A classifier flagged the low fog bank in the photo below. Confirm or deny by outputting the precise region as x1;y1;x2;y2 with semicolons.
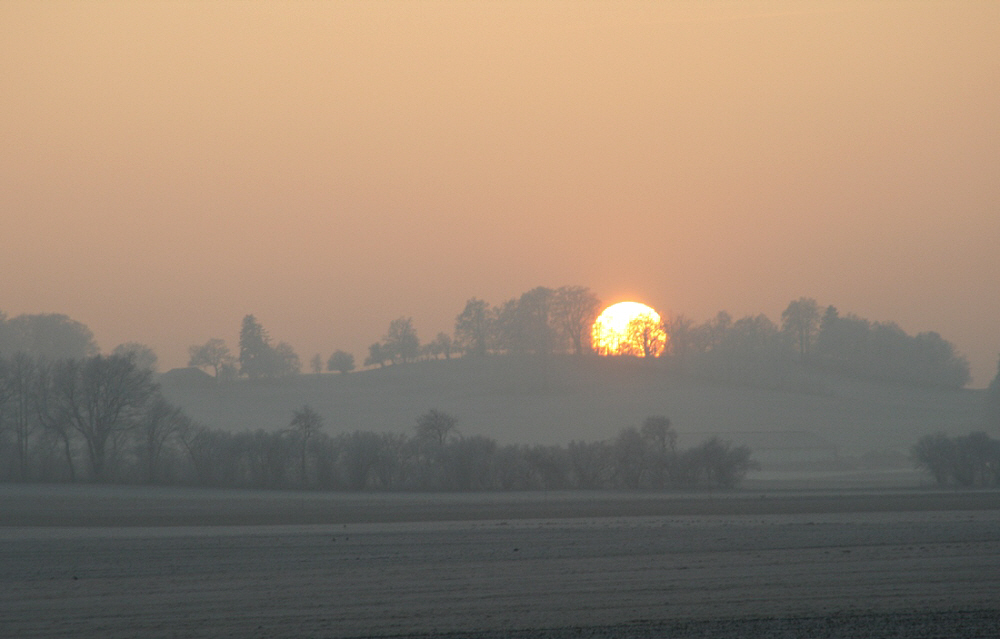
161;355;983;469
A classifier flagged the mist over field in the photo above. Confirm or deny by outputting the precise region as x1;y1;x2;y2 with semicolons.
160;354;981;460
3;2;999;636
3;292;996;489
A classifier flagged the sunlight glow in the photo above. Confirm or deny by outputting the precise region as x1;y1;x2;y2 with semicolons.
591;302;668;357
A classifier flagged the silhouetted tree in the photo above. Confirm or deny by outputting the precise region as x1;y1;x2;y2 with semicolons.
31;360;77;481
0;313;98;360
135;397;188;484
522;444;570;489
188;338;236;379
336;430;384;490
612;427;647;488
370;432;409;490
272;342;301;377
915;332;970;387
663;315;696;373
813;306;969;388
179;424;242;487
112;342;159;372
552;286;602;356
364;342;388;368
239;315;271;380
383;317;420;364
680;437;755;488
514;287;559;355
416;409;458;447
309;353;323;375
328;349;355;374
913;431;1000;487
781;297;820;361
708;311;732;350
454;298;493;357
244;429;290;488
289;405;323;486
567;440;612;489
54;354;158;481
641;416;677;488
237;316;300;379
0;353;38;480
624;314;666;358
443;435;499;490
912;432;957;485
426;332;454;360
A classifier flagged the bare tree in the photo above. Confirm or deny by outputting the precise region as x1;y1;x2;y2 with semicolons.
188;338;236;379
624;314;666;358
136;397;189;483
0;353;39;480
31;360;77;481
641;416;677;455
309;353;323;375
663;314;696;372
641;416;677;488
55;354;157;481
912;431;1000;487
289;405;324;486
552;286;602;355
112;342;159;372
415;409;457;446
612;427;647;488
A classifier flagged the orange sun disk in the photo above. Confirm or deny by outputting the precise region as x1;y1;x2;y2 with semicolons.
591;301;668;357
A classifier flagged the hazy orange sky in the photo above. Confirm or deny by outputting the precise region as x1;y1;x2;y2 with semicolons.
2;1;998;384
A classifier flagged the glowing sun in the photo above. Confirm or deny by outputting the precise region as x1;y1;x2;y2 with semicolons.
591;301;668;357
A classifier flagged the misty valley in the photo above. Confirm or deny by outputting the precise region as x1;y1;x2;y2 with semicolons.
2;294;999;638
0;289;997;490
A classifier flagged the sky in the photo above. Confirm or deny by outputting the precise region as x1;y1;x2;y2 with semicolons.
2;1;998;385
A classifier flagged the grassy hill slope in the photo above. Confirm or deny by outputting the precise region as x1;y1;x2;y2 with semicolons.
160;356;987;464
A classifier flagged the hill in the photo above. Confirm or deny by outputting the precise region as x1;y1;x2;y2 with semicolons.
159;356;987;467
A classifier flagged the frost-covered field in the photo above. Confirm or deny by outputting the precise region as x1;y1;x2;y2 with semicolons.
1;486;998;638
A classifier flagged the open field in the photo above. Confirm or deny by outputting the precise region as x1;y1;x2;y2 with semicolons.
2;485;999;638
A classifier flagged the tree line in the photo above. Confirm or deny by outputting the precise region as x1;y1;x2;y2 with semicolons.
181;289;976;392
912;431;1000;487
662;299;971;389
1;291;975;392
375;292;971;390
3;307;996;487
0;351;180;482
0;350;756;489
182;412;757;491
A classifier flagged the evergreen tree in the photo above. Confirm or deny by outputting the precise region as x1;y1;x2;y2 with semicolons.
239;315;271;380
